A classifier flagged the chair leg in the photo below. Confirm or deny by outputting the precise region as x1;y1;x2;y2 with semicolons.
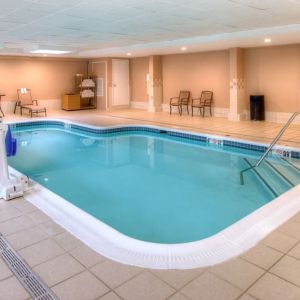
170;105;172;115
14;102;18;114
45;109;47;117
30;110;32;118
20;107;22;116
192;106;193;116
179;105;182;116
187;105;189;115
210;106;212;117
202;107;205;117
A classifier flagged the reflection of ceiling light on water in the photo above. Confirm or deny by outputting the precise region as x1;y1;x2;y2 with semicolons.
44;178;49;182
21;141;28;146
80;138;95;146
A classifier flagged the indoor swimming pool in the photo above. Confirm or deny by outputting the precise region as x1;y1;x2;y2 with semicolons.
8;122;300;244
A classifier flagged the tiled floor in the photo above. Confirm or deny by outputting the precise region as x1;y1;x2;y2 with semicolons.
1;109;300;300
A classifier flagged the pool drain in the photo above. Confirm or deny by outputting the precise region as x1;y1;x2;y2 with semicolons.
0;233;58;300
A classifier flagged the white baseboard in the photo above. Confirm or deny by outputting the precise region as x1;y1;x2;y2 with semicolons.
162;103;229;118
1;99;61;114
243;110;300;124
130;101;149;110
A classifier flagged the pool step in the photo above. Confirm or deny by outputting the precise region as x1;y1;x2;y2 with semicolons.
243;157;300;197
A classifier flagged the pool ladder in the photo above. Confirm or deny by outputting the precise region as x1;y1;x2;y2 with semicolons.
240;111;300;186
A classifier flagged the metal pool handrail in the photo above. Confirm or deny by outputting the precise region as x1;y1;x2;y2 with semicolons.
240;111;300;185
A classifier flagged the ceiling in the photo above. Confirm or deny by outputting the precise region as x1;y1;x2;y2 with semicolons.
1;0;300;57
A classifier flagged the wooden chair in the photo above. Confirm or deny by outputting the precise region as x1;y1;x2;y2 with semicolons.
170;91;190;115
191;91;213;117
15;88;47;117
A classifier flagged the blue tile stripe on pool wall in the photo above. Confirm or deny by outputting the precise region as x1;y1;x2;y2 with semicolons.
12;121;300;158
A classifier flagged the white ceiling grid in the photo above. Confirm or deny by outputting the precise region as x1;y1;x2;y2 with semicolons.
0;0;299;57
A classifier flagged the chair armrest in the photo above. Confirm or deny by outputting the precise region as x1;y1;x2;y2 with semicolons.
192;98;204;106
33;99;38;105
170;97;179;104
180;97;189;104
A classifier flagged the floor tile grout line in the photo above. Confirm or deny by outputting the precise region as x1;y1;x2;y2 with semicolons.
0;232;59;300
148;268;207;293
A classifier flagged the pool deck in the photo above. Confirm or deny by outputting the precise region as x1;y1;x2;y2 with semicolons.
1;109;300;300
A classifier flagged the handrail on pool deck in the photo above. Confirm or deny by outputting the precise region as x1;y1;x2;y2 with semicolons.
240;111;300;185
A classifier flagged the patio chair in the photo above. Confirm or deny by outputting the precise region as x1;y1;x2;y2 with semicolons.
170;90;190;115
15;88;47;117
191;91;213;117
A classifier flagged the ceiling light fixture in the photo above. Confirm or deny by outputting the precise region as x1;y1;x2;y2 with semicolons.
127;52;132;56
29;49;72;55
264;38;271;43
181;47;187;51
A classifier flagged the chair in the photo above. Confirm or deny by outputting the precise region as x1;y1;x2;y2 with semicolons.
170;91;190;115
15;88;47;117
191;91;213;117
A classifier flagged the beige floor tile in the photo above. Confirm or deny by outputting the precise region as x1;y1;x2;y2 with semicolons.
270;255;300;287
0;276;30;300
91;259;142;289
0;257;13;281
0;199;12;211
39;220;65;237
278;221;300;239
241;244;283;269
54;232;83;251
181;271;242;300
262;230;299;253
0;215;34;236
290;212;300;223
151;268;205;289
115;271;175;300
27;210;51;225
0;206;22;222
52;270;109;300
167;292;189;300
19;238;65;267
70;244;106;268
248;273;300;300
33;253;85;287
238;294;257;300
6;226;48;250
12;199;37;214
98;291;122;300
288;242;300;260
210;257;264;289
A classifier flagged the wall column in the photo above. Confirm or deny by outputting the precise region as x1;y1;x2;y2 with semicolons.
147;55;163;112
228;48;246;121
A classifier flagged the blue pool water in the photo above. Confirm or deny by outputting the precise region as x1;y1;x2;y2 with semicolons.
8;125;297;244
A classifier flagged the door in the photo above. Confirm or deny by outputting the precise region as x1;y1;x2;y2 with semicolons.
112;59;130;106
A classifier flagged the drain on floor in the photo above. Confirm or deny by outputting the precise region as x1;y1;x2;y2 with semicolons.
0;233;58;300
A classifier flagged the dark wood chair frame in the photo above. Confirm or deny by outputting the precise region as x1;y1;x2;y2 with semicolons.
191;91;213;117
170;91;190;115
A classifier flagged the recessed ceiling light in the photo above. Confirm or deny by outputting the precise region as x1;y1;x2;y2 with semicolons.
127;52;132;56
264;38;271;43
29;49;72;54
181;47;187;51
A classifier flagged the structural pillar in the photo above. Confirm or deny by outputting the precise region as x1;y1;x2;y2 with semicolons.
147;55;163;112
228;48;246;121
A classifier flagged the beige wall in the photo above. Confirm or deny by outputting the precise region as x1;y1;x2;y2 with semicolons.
162;51;230;107
130;57;148;102
0;57;87;101
244;45;300;113
89;61;107;110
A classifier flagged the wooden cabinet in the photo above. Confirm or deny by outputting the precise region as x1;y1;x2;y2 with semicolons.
62;74;98;111
62;94;81;110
